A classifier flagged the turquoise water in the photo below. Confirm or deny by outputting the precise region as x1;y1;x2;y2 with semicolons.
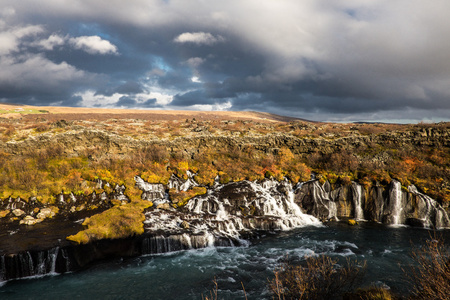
1;222;448;300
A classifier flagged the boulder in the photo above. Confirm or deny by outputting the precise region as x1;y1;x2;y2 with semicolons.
12;209;25;217
405;218;425;228
157;203;172;210
36;207;58;219
19;215;42;226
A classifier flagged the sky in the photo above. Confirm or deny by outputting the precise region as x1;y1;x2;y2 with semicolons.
1;0;450;123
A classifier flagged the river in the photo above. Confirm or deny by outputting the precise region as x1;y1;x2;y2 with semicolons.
1;222;448;300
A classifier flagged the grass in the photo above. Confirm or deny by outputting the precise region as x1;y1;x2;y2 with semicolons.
0;108;49;115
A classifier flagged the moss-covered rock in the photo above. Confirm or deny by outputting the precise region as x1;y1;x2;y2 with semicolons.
66;200;153;244
348;219;358;226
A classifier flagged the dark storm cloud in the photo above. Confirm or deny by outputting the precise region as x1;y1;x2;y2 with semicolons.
1;0;450;122
171;90;218;107
115;96;137;107
141;98;161;108
96;81;144;97
114;95;161;108
58;95;83;107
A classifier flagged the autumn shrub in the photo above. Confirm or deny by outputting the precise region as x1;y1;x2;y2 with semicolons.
132;145;168;166
405;235;450;300
2;124;15;137
270;255;366;300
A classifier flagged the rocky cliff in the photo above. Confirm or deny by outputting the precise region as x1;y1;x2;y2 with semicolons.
3;124;449;158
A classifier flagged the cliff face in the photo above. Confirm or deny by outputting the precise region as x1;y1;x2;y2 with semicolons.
3;125;449;155
295;180;449;228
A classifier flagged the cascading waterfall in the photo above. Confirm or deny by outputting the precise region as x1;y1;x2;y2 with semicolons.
408;185;450;228
0;247;67;282
143;179;322;254
328;201;339;221
353;183;365;220
389;181;403;225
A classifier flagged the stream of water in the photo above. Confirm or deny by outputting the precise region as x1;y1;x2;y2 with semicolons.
1;222;448;300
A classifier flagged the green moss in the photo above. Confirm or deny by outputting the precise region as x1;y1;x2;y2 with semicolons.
66;200;153;244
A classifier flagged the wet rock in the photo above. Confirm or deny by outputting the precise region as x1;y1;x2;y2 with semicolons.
406;218;425;228
364;185;385;222
294;181;334;220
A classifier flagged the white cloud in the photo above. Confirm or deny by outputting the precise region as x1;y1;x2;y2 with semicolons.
69;35;118;55
0;53;89;92
0;24;43;55
76;90;173;107
189;101;232;111
32;33;66;50
174;32;225;45
191;76;201;83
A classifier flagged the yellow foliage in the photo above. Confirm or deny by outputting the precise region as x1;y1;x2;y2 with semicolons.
348;219;358;226
278;147;295;166
66;200;153;244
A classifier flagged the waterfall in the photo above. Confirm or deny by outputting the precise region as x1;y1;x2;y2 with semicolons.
0;246;72;282
389;181;403;225
408;185;450;229
328;201;339;221
145;179;322;254
48;247;59;275
141;233;229;255
352;183;365;220
285;187;323;227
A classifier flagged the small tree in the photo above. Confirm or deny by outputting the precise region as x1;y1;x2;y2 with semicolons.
405;235;450;300
270;255;366;300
